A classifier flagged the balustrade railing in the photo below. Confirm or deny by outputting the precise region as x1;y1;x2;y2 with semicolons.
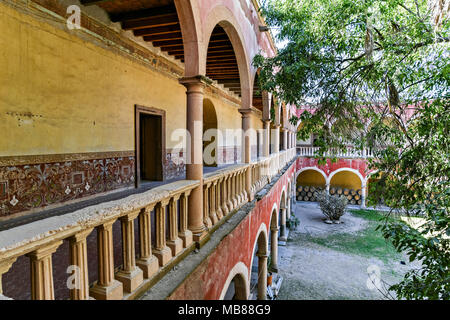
0;148;298;300
297;146;374;158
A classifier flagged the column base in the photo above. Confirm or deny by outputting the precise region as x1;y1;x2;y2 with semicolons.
227;200;234;212
179;230;193;248
115;267;144;293
136;256;159;279
90;280;123;300
222;205;229;216
269;265;279;273
216;208;224;220
153;246;172;267
192;230;208;243
167;237;183;256
210;212;219;225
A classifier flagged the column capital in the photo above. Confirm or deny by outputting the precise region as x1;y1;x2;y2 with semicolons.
26;240;63;260
179;75;211;89
238;108;253;117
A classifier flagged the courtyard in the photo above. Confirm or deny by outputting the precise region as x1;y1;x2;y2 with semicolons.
277;202;421;300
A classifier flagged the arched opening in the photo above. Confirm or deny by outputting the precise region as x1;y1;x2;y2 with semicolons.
329;170;363;205
279;191;287;241
223;273;248;300
203;98;218;167
253;73;263;159
296;169;326;202
268;207;279;273
206;25;241;97
249;228;268;300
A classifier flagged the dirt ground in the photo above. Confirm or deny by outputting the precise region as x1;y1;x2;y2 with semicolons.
276;202;420;300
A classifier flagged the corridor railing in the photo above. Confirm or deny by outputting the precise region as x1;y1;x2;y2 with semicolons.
297;146;374;158
0;147;298;300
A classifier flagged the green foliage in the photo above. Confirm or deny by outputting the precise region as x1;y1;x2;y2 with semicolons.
254;0;449;299
287;215;300;229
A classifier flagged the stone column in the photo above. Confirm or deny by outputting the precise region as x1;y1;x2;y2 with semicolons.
179;76;208;242
136;206;159;279
240;109;253;201
279;206;287;241
27;241;62;300
0;258;17;296
361;185;367;208
68;228;93;300
326;183;330;194
153;200;172;266
167;195;183;256
282;128;287;151
179;191;193;248
257;253;268;300
263;121;270;157
273;125;280;172
287;195;291;220
270;227;279;273
116;211;144;293
90;221;123;300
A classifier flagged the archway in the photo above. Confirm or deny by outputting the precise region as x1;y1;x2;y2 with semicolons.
296;168;327;202
279;190;287;241
203;98;218;167
202;7;252;110
249;226;269;300
268;204;279;273
329;169;364;205
221;262;249;300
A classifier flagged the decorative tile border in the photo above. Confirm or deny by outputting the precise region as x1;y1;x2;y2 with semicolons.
0;152;135;217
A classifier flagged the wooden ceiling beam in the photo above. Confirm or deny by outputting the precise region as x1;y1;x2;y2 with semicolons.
133;24;181;36
110;5;177;22
122;14;179;30
143;32;182;42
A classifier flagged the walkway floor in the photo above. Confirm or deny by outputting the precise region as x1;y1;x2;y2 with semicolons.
0;164;236;231
276;201;420;300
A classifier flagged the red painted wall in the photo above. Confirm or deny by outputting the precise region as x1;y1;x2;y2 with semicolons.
169;163;296;300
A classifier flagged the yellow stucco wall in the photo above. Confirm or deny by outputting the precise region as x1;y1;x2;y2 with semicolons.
0;3;247;157
330;172;362;190
297;170;326;187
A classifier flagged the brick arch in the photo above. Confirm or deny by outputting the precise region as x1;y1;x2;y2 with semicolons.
219;261;250;300
201;5;253;109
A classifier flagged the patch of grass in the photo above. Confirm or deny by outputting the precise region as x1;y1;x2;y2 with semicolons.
305;210;403;264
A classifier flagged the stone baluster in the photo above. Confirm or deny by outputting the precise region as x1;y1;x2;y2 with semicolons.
221;176;230;216
167;195;183;256
27;241;63;300
116;211;144;293
68;228;93;300
153;200;172;266
90;220;123;300
136;205;159;279
179;191;193;248
203;183;212;228
216;178;224;220
209;182;218;225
